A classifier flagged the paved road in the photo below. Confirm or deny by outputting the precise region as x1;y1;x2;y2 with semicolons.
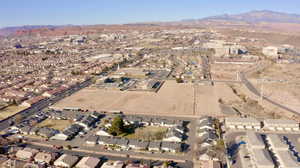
239;71;300;115
25;143;193;168
0;79;92;131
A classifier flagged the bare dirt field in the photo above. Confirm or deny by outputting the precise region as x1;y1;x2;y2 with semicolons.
211;64;252;81
36;119;73;131
53;81;238;117
0;105;26;120
249;64;300;113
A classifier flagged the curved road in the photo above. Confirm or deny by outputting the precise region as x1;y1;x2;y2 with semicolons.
239;71;300;116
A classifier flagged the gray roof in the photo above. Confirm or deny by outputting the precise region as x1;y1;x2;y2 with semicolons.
165;128;183;139
161;142;182;151
148;141;161;149
225;117;261;126
266;134;288;150
37;127;58;138
247;132;265;149
251;149;274;168
264;119;299;128
276;150;300;168
86;135;99;142
116;138;129;146
129;139;149;148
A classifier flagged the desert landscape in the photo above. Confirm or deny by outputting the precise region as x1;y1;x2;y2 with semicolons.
52;81;239;117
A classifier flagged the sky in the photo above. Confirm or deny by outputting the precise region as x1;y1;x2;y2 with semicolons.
1;0;300;28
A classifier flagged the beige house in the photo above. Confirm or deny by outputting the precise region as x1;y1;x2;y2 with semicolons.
16;148;39;160
54;154;79;168
75;157;100;168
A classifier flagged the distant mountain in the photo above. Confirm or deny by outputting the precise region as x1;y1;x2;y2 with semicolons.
0;25;60;36
201;10;300;23
2;10;300;37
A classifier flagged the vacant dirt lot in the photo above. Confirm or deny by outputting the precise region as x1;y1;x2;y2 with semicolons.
211;64;252;81
249;64;300;113
53;81;238;117
36;119;73;131
0;105;26;120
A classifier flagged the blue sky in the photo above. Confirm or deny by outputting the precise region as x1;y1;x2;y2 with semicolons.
1;0;300;27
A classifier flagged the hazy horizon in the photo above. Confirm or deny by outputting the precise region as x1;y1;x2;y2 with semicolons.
1;0;300;28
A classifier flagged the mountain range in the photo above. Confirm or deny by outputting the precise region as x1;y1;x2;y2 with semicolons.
2;10;300;36
201;10;300;23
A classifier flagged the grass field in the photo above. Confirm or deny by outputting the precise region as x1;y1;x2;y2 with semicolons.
124;126;168;141
0;105;27;120
36;119;73;131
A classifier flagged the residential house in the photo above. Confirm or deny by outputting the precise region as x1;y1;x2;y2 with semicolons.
161;142;182;153
77;115;97;130
86;135;99;145
163;128;183;142
96;127;111;136
148;141;161;151
101;161;125;168
34;152;59;164
126;163;150;168
264;119;299;131
128;139;149;150
16;148;39;160
75;156;100;168
19;126;31;135
37;127;58;138
116;138;129;149
54;154;79;168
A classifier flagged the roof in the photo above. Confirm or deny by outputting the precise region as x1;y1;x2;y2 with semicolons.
101;161;124;168
165;128;183;139
86;135;99;143
276;150;300;168
34;152;57;164
148;141;161;149
116;138;129;146
251;149;274;168
16;148;39;159
75;156;100;168
129;139;149;148
54;154;79;167
225;117;261;126
161;142;182;151
264;119;299;128
267;134;288;151
247;132;265;149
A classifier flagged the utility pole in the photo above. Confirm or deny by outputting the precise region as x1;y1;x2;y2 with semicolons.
260;81;264;106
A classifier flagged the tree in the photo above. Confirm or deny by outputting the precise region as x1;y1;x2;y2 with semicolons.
176;78;184;83
109;116;125;136
66;145;72;150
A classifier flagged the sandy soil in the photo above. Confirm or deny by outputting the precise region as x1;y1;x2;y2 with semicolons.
36;119;73;131
211;64;252;81
53;81;238;117
0;105;26;120
249;64;300;113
